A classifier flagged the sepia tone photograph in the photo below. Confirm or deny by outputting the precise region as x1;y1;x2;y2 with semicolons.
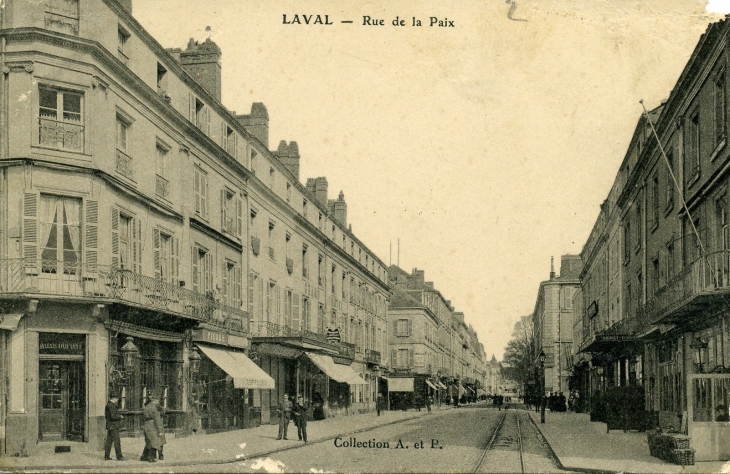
2;0;730;472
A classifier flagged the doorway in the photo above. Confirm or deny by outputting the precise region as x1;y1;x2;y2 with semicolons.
38;360;85;441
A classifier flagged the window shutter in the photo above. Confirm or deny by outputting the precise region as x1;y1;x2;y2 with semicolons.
23;193;38;273
407;319;412;337
235;265;242;307
236;195;243;237
205;252;213;293
393;319;399;337
153;228;161;279
221;260;229;303
392;349;398;368
232;133;238;159
111;207;119;268
220;189;226;231
84;199;98;275
408;349;414;368
248;272;255;316
194;169;201;215
275;285;281;324
202;173;208;218
221;121;227;148
171;237;179;285
292;292;300;331
266;282;271;322
189;93;195;122
132;217;143;275
205;106;210;136
256;276;263;319
191;246;199;292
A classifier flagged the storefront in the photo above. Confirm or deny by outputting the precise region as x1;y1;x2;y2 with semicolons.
304;352;367;416
193;337;274;432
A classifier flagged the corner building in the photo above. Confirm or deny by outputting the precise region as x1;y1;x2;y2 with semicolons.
0;0;388;456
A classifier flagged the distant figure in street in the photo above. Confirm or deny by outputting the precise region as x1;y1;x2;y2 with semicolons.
104;392;125;461
155;399;166;460
376;393;386;416
559;392;567;412
716;404;730;422
292;395;309;443
276;394;292;440
140;394;164;462
426;394;432;413
312;392;325;420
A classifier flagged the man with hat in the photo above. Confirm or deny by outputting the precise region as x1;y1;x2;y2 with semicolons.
140;391;165;462
104;391;125;461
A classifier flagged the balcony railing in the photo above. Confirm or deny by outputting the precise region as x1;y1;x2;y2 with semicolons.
39;117;83;151
249;320;354;351
155;175;170;199
0;259;247;327
115;149;133;179
641;250;730;325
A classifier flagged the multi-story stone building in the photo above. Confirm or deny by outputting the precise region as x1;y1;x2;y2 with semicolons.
0;0;388;456
532;255;582;397
572;17;730;461
386;266;487;406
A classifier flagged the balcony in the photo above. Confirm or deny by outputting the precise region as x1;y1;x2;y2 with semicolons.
155;175;170;199
365;349;381;365
39;117;83;152
642;250;730;326
0;258;247;327
249;320;354;357
115;149;133;179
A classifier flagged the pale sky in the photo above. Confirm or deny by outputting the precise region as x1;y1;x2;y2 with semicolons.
132;0;725;361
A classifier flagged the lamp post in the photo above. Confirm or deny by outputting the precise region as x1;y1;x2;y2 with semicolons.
539;349;546;424
690;337;708;373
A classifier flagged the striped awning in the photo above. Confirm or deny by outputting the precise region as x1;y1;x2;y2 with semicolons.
425;379;439;390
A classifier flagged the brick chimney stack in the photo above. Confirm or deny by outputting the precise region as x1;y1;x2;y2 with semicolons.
550;256;555;280
328;191;347;227
274;141;300;180
179;37;222;102
237;103;269;149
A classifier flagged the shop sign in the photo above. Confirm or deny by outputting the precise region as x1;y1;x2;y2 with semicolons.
193;328;229;346
228;334;249;349
39;333;85;355
326;327;341;343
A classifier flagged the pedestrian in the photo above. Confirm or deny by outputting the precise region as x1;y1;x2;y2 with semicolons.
155;398;167;460
312;391;325;420
292;395;309;443
104;391;126;461
426;394;432;413
140;393;164;462
376;393;385;416
276;394;292;440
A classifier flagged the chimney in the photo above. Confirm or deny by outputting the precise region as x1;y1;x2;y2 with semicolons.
560;254;583;279
315;177;328;206
550;256;555;280
117;0;132;13
328;191;347;227
179;37;222;102
237;103;269;149
273;141;300;180
411;269;425;285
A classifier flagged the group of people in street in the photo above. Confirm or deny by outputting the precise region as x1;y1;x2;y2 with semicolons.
276;393;309;443
104;391;166;462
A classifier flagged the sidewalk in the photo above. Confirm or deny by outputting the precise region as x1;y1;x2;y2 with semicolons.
526;409;730;473
1;405;452;472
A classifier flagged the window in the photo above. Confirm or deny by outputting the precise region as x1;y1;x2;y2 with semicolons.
266;281;280;324
269;167;275;189
687;111;700;180
191;245;213;295
250;149;257;176
652;257;660;295
635;203;642;251
342;271;347;299
194;167;209;219
268;221;276;260
222;125;237;157
111;207;141;275
318;254;324;287
115;115;133;179
666;240;675;281
396;319;410;337
331;264;336;294
118;25;130;65
38;87;83;151
286;183;292;203
651;175;659;228
303;199;308;218
44;0;79;36
285;289;293;328
302;297;310;333
153;229;179;284
302;245;309;278
665;150;675;209
155;145;169;199
189;95;210;135
40;195;82;275
624;221;631;264
637;270;643;305
157;63;168;96
716;69;726;145
220;188;241;236
396;349;410;368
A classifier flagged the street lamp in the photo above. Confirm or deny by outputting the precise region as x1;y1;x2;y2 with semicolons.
690;337;708;373
120;336;139;370
539;349;546;424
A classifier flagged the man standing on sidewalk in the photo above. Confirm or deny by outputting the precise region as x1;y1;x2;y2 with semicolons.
104;392;126;461
276;394;292;440
293;395;309;444
376;393;385;416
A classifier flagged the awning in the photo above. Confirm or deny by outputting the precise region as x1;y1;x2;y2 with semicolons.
305;352;367;385
458;383;465;396
425;380;438;390
386;377;414;392
437;381;447;390
465;386;475;393
198;345;275;389
0;314;23;331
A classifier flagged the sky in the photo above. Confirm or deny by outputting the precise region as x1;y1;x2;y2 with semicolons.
132;0;727;361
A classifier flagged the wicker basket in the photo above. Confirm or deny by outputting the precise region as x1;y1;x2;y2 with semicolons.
672;448;695;466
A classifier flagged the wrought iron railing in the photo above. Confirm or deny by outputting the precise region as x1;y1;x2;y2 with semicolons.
115;149;133;179
365;349;381;365
0;259;247;327
39;117;83;151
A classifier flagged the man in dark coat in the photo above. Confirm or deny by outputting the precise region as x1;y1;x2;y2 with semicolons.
140;394;164;462
376;393;386;416
276;394;292;440
104;392;125;461
292;395;309;443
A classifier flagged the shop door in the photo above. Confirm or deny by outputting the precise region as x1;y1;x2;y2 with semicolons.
688;374;730;461
39;361;85;441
